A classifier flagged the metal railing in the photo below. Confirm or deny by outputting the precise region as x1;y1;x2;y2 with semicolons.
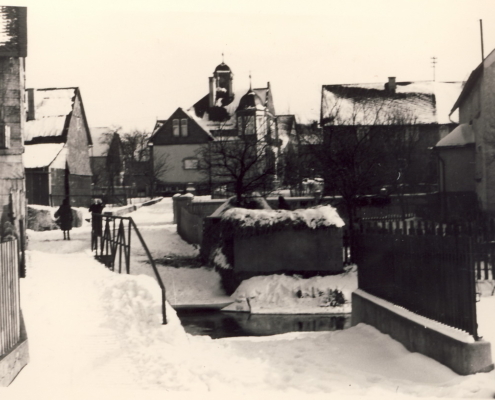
92;214;167;324
0;239;20;356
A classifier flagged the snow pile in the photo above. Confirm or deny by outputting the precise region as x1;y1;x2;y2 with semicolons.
212;247;230;270
27;204;86;231
12;197;495;396
225;267;358;314
221;204;344;233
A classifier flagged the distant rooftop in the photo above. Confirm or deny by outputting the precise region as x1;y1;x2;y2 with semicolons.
321;80;464;126
25;88;77;142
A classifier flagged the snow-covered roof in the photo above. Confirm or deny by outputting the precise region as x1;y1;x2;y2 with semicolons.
23;143;65;168
435;123;475;148
321;81;463;126
151;120;167;137
25;88;77;142
188;86;273;134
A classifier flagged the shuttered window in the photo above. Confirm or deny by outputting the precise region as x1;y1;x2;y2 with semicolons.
181;119;188;137
173;119;179;136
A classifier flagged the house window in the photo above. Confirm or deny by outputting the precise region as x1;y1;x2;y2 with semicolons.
257;116;266;136
173;119;179;136
183;158;199;170
0;124;10;148
245;116;255;135
181;119;188;137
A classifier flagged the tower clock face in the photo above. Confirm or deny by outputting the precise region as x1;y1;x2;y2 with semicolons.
0;6;27;57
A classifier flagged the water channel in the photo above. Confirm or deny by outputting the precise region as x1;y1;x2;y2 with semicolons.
176;309;351;339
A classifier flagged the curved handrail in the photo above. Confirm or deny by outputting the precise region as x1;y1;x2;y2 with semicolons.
92;213;167;324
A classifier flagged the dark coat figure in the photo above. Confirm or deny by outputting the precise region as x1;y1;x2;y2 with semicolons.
89;199;105;236
278;196;292;210
55;198;73;240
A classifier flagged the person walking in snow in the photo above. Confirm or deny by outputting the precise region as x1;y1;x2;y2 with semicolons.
55;197;73;240
89;198;105;251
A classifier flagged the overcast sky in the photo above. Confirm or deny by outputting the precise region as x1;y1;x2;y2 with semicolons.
8;0;495;131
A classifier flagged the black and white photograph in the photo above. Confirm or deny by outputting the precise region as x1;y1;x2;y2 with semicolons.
2;0;495;398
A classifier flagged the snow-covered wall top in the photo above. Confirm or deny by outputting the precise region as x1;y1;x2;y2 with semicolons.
221;205;345;233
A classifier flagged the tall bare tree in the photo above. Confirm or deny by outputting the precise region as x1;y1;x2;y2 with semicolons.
196;117;278;204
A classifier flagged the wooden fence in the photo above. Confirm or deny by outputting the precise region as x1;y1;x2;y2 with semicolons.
0;239;20;356
351;220;483;338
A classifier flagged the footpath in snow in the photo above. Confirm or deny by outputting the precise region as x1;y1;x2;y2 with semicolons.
3;198;495;398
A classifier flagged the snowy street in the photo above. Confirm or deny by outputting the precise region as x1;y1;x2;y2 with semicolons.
4;198;495;398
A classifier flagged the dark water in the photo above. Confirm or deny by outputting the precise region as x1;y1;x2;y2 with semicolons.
176;309;351;339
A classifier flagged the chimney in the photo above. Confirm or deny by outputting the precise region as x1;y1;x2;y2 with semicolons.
208;77;215;107
386;77;396;93
26;88;35;121
228;73;233;97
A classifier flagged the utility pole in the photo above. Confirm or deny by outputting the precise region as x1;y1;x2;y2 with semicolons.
480;19;485;61
431;57;437;81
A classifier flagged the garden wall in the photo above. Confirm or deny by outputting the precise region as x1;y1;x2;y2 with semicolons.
233;227;343;280
172;194;322;245
352;289;494;375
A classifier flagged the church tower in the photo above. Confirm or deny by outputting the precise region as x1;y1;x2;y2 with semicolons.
208;60;234;107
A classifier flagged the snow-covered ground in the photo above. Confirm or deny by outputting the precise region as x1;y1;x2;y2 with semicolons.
4;198;495;398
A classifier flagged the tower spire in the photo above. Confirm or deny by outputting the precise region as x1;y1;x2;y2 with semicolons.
222;52;224;63
249;71;252;90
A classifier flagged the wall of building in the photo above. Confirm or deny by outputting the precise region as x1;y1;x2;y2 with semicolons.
481;56;495;211
438;147;476;193
65;92;92;207
153;144;206;185
0;57;26;242
66;93;92;177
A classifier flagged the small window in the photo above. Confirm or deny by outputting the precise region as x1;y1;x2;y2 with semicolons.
181;119;188;137
0;124;10;149
245;116;255;135
173;119;179;136
183;158;199;170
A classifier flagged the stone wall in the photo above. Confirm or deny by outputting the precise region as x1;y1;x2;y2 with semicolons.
232;227;344;282
352;289;494;375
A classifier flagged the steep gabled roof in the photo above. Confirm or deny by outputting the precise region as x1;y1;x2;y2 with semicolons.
149;107;214;144
152;120;167;136
23;143;66;169
25;87;92;146
321;81;463;126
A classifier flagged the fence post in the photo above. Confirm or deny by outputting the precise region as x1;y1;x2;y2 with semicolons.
467;237;480;340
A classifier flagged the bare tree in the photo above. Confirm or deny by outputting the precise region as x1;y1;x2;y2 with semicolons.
196;117;278;204
312;95;425;225
96;128;168;200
